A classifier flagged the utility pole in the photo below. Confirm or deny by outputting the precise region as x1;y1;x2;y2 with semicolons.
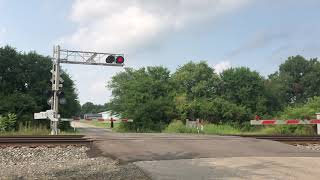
34;45;124;135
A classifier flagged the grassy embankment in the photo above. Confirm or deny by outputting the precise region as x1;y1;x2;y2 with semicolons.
81;120;316;135
82;121;120;129
163;120;316;135
0;124;79;136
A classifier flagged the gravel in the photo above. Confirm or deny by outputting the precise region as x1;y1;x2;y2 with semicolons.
0;146;150;180
295;144;320;151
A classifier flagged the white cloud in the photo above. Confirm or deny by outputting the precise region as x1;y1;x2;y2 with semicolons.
59;0;250;104
213;61;231;74
59;0;250;52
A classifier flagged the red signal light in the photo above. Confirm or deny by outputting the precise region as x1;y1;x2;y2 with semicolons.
116;56;124;64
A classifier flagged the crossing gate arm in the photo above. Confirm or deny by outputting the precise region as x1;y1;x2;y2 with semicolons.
250;119;320;125
67;118;134;122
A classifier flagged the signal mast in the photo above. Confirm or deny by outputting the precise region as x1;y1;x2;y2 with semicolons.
34;45;124;135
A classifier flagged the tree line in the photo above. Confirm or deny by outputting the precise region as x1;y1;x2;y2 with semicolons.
108;55;320;132
80;102;107;116
0;45;112;131
1;45;320;133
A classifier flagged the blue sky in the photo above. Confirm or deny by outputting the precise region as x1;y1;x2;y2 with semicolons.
1;0;320;104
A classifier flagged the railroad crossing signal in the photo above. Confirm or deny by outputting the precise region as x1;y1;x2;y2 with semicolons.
59;48;125;66
34;45;125;135
105;55;125;64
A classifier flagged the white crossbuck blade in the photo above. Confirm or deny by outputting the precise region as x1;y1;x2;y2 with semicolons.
34;110;59;122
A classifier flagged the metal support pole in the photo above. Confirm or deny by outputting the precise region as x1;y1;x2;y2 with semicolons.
316;113;320;135
51;45;61;135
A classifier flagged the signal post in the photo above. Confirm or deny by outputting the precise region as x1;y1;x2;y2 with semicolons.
34;45;124;135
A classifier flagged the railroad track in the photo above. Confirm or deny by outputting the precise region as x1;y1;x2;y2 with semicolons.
240;135;320;144
3;134;318;147
0;135;92;147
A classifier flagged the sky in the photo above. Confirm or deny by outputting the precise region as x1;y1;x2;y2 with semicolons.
1;0;320;105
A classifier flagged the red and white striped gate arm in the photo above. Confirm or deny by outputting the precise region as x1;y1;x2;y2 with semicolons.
250;119;320;125
68;118;133;122
109;118;133;122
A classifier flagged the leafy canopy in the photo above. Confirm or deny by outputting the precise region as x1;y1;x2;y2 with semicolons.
0;46;80;130
108;66;175;131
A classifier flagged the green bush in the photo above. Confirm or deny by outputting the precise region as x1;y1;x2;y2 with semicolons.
240;121;261;132
203;124;242;135
164;120;244;135
0;113;17;132
163;120;315;135
114;122;133;132
163;120;197;133
188;97;251;124
258;125;314;135
280;96;320;119
58;121;72;131
276;96;320;134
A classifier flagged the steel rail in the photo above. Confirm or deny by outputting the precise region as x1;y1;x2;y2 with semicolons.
240;135;320;144
0;135;92;147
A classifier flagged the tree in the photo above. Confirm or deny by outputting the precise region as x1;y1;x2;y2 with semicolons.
172;61;220;100
220;67;267;115
0;93;37;123
271;55;320;104
171;61;221;120
301;59;320;98
277;55;312;103
280;96;320;120
105;57;320;129
263;77;287;115
187;97;250;124
108;67;175;131
0;46;81;130
80;102;107;116
59;73;81;118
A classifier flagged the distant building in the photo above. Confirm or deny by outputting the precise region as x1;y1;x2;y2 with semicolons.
98;111;120;120
83;113;102;119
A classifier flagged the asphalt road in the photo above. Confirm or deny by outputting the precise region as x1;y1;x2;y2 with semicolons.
73;121;320;179
74;122;320;162
134;157;320;180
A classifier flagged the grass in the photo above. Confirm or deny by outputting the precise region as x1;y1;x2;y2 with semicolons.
203;124;242;135
76;120;317;136
163;121;243;135
0;124;79;136
163;120;316;135
163;120;197;133
82;120;120;130
252;125;315;136
0;126;50;136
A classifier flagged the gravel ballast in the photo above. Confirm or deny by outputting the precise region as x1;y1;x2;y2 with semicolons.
295;144;320;151
0;146;150;180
